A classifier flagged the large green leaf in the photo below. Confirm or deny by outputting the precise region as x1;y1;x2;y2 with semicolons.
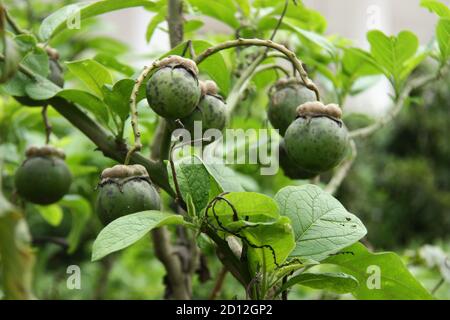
367;30;419;85
92;210;185;261
279;272;359;294
437;18;450;61
324;243;434;300
58;89;110;125
65;59;113;98
420;0;450;18
163;40;230;95
39;0;156;41
274;185;367;262
168;156;211;215
201;161;245;193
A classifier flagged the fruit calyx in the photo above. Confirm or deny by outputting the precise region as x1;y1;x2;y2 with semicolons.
25;145;65;159
296;101;342;122
200;80;224;101
271;77;308;92
158;55;199;76
99;164;151;186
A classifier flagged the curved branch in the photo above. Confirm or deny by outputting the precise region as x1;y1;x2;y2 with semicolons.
194;38;320;100
125;61;161;164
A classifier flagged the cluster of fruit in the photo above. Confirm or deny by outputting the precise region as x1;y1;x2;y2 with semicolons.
267;78;349;179
14;55;349;225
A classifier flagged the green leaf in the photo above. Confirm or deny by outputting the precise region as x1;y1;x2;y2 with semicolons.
187;0;240;28
102;78;135;122
39;0;156;41
274;184;367;262
437;18;450;61
367;30;419;84
25;74;61;100
163;40;230;95
211;192;279;220
184;20;205;33
60;195;92;254
168;156;211;214
146;5;166;43
280;272;359;294
342;47;381;78
421;0;450;18
2;49;49;97
65;59;113;97
58;89;110;125
94;53;134;76
324;243;434;300
282;18;336;56
241;216;295;272
92;210;185;261
201;161;245;193
36;204;63;227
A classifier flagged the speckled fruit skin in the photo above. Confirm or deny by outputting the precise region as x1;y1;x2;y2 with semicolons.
146;66;201;119
15;156;72;205
284;117;349;173
278;140;317;179
268;84;316;136
96;179;161;225
179;95;227;134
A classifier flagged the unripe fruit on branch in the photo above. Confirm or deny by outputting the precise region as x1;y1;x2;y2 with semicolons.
284;101;349;173
146;55;201;119
278;139;318;180
15;145;72;205
170;80;227;138
267;78;316;136
95;164;161;225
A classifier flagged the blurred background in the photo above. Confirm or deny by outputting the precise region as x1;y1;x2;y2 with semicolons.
1;0;449;300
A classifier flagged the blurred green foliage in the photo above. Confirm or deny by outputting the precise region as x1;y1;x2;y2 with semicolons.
338;66;450;249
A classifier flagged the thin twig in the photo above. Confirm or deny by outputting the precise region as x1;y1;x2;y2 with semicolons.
3;7;27;35
324;139;357;195
254;63;291;77
268;0;289;42
431;277;445;295
41;106;52;145
209;267;228;300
